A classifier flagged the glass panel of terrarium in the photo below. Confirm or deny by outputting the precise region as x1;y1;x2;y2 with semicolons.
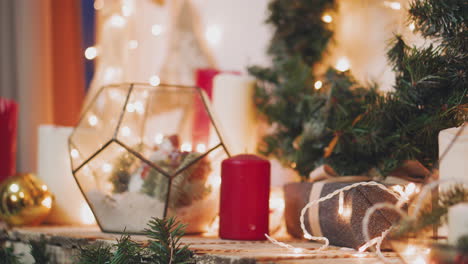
70;84;130;171
166;145;227;234
126;84;223;177
74;141;168;233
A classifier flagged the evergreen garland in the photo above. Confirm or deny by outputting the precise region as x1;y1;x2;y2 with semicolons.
249;0;467;178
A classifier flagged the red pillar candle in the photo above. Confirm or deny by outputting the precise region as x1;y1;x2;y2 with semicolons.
219;154;270;240
0;98;18;182
193;68;221;147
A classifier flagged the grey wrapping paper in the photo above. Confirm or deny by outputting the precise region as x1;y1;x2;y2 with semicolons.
284;181;401;249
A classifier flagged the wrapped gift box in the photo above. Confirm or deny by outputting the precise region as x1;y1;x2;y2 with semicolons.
284;179;401;249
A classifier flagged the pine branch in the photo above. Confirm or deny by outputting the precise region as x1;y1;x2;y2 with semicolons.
145;217;193;264
75;243;112;264
110;234;145;264
30;236;50;264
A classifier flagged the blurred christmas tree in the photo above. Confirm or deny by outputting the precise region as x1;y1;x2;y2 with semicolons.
249;0;467;178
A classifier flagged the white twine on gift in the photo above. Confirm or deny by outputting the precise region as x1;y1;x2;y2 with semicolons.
266;181;404;253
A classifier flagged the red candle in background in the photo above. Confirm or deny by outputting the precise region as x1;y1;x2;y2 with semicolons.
193;69;221;147
0;98;18;182
193;69;240;148
220;154;270;240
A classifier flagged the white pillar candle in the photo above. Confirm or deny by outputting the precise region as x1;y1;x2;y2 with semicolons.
38;125;96;225
212;74;257;155
438;123;468;237
439;123;468;182
448;203;468;245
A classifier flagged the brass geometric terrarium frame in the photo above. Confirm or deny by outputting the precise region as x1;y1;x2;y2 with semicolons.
68;83;231;233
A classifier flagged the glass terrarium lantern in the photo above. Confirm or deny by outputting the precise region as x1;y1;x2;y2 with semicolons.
68;83;230;233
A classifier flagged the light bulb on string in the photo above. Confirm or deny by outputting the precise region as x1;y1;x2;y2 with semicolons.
409;22;415;31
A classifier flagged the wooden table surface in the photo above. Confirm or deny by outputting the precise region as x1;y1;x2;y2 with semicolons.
0;225;402;264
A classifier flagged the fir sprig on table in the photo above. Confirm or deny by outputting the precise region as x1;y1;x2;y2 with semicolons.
110;234;145;264
145;217;193;264
75;217;193;264
76;243;112;264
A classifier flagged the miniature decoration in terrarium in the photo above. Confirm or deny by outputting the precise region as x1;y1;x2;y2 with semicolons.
68;83;229;233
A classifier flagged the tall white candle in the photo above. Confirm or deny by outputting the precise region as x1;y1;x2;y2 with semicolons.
439;124;468;182
38;125;96;225
212;74;257;155
438;123;468;237
448;203;468;245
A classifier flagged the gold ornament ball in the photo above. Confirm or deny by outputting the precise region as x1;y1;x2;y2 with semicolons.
0;173;54;226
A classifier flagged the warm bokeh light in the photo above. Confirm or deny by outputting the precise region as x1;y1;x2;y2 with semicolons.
384;1;401;10
205;25;222;45
88;115;98;126
151;24;163;36
335;57;351;72
149;75;161;86
93;0;104;10
154;133;164;144
181;142;192;152
196;143;207;153
129;40;138;49
41;197;52;209
102;163;113;173
9;184;19;193
110;15;126;28
71;149;79;159
314;80;323;90
80;203;96;225
121;126;131;137
84;46;98;60
322;14;333;23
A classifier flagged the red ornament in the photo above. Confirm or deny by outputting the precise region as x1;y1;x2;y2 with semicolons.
219;154;270;240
